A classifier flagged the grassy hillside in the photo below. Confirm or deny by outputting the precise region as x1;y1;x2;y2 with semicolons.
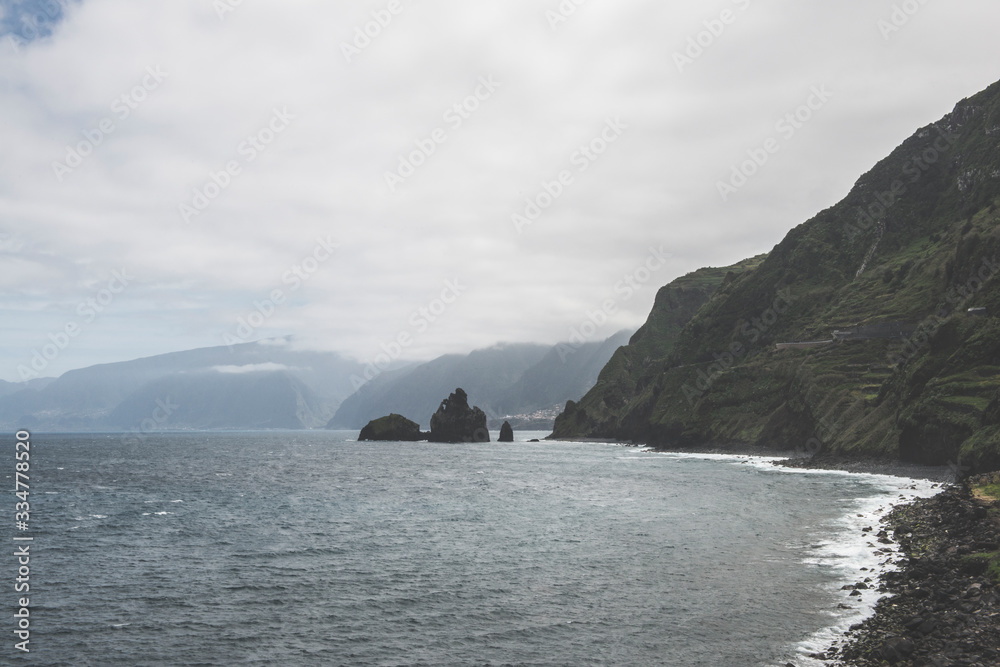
553;79;1000;474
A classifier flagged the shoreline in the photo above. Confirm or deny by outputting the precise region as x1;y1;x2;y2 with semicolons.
822;478;1000;666
629;441;961;483
626;444;994;665
546;432;960;481
775;454;959;484
539;438;996;664
784;480;941;667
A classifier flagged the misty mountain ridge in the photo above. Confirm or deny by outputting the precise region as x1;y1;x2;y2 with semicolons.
0;339;366;432
0;332;634;433
329;330;634;430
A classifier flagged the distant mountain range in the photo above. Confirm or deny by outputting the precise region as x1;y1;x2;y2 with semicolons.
0;339;365;431
0;330;632;433
0;378;54;397
328;330;632;430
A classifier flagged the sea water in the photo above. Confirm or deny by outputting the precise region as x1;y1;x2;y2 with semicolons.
13;431;938;666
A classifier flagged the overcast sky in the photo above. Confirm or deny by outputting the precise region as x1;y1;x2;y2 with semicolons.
1;0;998;381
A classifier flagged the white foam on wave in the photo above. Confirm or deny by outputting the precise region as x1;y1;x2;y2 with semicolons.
646;450;787;470
643;449;943;666
778;473;941;667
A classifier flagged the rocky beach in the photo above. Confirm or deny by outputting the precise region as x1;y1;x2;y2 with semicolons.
636;447;1000;666
810;474;1000;667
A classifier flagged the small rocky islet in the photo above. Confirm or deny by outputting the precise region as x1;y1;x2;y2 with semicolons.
357;413;422;442
358;388;498;443
498;421;514;442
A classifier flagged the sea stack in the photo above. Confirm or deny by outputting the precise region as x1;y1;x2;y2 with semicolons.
428;388;489;443
358;414;423;441
498;421;514;442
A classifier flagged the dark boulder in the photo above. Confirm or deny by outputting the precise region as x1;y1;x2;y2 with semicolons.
880;636;915;663
429;388;489;443
358;413;423;442
498;421;514;442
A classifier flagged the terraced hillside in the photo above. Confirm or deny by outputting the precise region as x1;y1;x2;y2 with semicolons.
553;79;1000;473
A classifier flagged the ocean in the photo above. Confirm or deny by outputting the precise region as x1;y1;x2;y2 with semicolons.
13;431;939;666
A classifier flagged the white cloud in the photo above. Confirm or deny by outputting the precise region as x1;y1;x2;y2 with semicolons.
211;363;293;375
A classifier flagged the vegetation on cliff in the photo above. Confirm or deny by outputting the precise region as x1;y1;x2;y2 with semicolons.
554;79;1000;473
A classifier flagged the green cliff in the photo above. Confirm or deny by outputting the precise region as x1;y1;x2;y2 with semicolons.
552;256;764;437
553;79;1000;473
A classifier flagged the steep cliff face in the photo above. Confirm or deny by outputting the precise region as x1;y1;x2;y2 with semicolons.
553;257;764;438
553;79;1000;473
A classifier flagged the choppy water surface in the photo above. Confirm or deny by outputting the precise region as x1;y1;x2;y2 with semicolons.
20;432;937;665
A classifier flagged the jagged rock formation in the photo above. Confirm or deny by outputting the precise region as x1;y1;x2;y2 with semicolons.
429;388;489;443
358;413;423;442
553;78;1000;474
498;421;514;442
